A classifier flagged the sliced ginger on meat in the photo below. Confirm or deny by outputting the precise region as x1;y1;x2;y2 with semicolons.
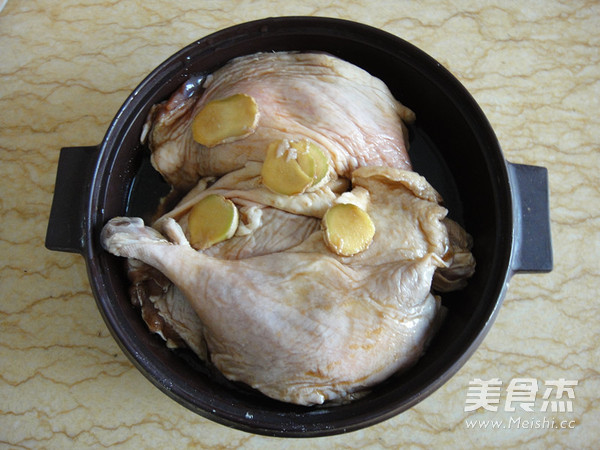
322;203;375;256
188;194;239;250
296;140;329;186
261;140;314;195
261;139;329;195
191;93;259;147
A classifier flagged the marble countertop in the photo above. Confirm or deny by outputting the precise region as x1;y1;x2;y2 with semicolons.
1;0;598;448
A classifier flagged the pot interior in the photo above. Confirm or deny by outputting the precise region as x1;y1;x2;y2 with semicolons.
88;17;513;437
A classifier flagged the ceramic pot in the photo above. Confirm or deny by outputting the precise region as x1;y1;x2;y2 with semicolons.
46;17;552;437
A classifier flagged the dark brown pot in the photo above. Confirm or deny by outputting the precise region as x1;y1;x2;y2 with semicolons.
46;17;552;437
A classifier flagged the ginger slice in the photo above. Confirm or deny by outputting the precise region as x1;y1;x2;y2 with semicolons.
188;194;239;250
322;203;375;256
191;93;259;147
296;140;329;186
261;140;315;195
261;139;329;195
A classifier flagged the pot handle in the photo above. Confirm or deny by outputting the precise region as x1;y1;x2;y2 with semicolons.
507;162;553;273
45;145;99;254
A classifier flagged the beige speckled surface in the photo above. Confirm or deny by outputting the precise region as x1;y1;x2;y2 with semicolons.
1;1;598;448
